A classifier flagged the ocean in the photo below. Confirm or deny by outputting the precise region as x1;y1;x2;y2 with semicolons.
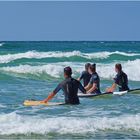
0;41;140;139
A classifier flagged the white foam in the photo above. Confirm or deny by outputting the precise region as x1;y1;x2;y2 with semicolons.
0;50;139;64
97;59;140;81
1;60;140;81
0;64;64;78
0;104;6;108
0;112;140;135
0;62;82;78
0;43;4;47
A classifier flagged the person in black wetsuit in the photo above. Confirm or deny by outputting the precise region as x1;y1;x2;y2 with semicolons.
106;63;129;92
78;63;91;87
41;66;86;104
85;64;101;94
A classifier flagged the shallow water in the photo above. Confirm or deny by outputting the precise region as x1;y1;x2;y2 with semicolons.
0;41;140;139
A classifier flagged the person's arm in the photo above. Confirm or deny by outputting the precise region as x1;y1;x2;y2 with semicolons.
41;83;61;103
85;76;93;91
85;83;92;91
77;78;80;81
87;83;97;93
78;82;86;94
41;91;56;103
77;72;84;81
106;74;119;92
106;83;117;92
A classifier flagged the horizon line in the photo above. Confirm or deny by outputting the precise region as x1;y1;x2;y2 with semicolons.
1;40;140;42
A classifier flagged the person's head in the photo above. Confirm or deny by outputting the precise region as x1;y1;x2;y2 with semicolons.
88;63;96;74
64;66;72;78
115;63;122;73
85;63;91;71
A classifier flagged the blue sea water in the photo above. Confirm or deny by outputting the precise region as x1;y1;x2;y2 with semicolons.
0;41;140;139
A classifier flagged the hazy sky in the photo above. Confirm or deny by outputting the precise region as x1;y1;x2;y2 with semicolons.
0;1;140;41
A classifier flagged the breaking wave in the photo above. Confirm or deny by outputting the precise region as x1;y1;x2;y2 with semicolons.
0;51;140;64
0;59;140;81
0;112;140;135
0;43;4;47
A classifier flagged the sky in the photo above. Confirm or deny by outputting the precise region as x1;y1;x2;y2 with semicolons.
0;1;140;41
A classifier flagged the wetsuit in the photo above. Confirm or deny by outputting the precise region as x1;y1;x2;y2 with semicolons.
79;71;91;87
89;72;101;94
53;77;86;104
114;71;129;91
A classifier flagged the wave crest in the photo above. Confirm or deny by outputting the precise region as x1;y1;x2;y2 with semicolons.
1;60;140;81
0;51;140;64
0;112;140;135
0;43;4;47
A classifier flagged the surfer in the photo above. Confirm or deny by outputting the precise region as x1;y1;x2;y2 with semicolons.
106;63;129;92
41;66;86;104
77;63;91;87
85;64;101;94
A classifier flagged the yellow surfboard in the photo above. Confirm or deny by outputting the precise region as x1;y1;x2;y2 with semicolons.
23;100;64;106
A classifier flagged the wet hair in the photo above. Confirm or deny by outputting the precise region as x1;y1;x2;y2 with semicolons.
64;66;72;76
89;63;96;72
85;63;91;71
115;63;122;72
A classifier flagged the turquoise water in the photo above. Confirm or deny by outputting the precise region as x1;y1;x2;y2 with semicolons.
0;41;140;139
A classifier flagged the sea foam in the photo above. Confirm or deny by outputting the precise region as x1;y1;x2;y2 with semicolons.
0;112;140;135
1;60;140;81
0;43;4;47
0;51;139;64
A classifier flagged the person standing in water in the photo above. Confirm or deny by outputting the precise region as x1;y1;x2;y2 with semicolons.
85;64;101;94
41;66;86;105
77;63;91;87
106;63;129;92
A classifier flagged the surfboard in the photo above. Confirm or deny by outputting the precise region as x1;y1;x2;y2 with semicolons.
78;92;112;98
78;88;140;98
129;88;140;94
78;92;125;98
23;100;65;106
113;91;128;95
